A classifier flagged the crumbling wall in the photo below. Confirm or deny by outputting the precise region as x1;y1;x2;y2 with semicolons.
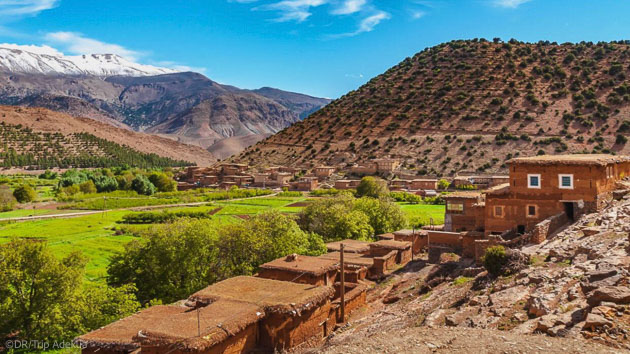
370;251;397;277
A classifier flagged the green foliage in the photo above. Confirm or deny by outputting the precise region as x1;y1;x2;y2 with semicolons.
0;239;139;342
616;134;628;145
277;191;303;197
353;197;407;235
310;188;354;197
437;179;450;190
0;185;17;212
13;184;37;203
79;180;97;194
120;210;212;224
390;191;422;204
108;211;324;304
131;175;156;196
93;175;118;193
38;170;58;180
482;245;508;276
148;172;177;192
356;176;389;198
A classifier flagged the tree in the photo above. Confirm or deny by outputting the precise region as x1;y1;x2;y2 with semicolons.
13;184;37;203
0;185;17;212
131;175;156;196
356;176;389;198
437;179;451;190
38;170;58;180
148;172;177;192
0;239;86;341
0;239;139;342
353;197;407;235
298;195;374;241
79;180;97;194
92;175;118;193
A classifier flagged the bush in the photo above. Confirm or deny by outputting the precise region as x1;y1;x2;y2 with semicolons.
148;172;177;192
38;170;58;180
0;185;17;212
437;179;450;190
13;184;37;203
616;134;628;145
356;176;389;198
120;210;212;224
277;191;302;197
482;245;508;276
131;175;156;196
79;180;97;194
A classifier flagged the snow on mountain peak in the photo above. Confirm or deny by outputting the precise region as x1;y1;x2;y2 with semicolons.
0;43;180;77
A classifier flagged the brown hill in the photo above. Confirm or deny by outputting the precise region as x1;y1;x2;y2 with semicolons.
232;39;630;176
0;105;216;166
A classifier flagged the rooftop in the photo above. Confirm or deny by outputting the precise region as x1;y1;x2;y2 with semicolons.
442;191;482;199
326;239;371;253
75;301;263;352
319;252;374;267
188;276;334;314
507;154;630;166
371;239;411;250
259;255;339;276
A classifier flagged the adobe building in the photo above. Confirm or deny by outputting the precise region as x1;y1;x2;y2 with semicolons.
290;177;318;191
314;166;336;179
258;254;339;286
326;239;371;254
484;154;630;235
220;163;249;176
409;179;438;190
369;240;412;265
188;276;335;352
334;179;361;190
443;191;485;232
374;159;400;173
389;179;409;191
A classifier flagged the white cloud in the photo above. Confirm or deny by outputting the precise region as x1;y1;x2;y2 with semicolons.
258;0;328;22
0;0;59;16
329;10;390;38
331;0;366;15
493;0;532;8
410;10;425;20
44;31;142;61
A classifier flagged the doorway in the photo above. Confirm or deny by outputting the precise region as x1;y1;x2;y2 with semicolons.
564;202;575;221
517;225;525;234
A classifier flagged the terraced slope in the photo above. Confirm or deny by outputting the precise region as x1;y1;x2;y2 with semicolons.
233;40;630;176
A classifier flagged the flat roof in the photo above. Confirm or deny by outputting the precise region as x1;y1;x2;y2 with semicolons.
188;276;334;314
411;179;438;182
442;191;482;199
508;154;630;166
319;252;374;267
75;301;263;351
371;240;411;250
326;239;371;253
259;255;339;276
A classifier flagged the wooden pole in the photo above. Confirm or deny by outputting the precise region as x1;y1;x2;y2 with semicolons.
197;308;201;337
412;226;415;262
340;243;345;323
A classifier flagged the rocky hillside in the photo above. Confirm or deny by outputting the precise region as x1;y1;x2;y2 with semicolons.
234;40;630;175
314;189;630;353
0;105;216;167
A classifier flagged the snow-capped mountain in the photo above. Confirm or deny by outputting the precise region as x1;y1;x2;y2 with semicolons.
0;45;178;77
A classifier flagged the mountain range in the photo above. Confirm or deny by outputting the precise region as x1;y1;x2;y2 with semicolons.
0;45;331;160
232;39;630;175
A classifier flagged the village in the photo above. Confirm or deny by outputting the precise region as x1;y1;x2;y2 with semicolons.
75;153;630;353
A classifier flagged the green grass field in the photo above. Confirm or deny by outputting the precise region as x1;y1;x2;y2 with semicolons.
0;195;445;284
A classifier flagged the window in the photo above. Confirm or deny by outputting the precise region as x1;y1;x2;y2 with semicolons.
527;204;537;217
558;174;573;189
527;174;541;189
494;206;504;217
447;203;463;212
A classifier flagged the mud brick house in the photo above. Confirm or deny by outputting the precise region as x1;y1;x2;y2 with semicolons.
381;229;428;254
409;179;438;190
326;239;371;254
369;240;412;264
258;255;339;286
290;177;318;191
389;179;409;191
314;166;335;179
374;159;400;173
220;163;248;176
484;154;630;235
443;191;486;232
334;179;361;190
75;300;264;354
318;251;395;279
189;276;335;352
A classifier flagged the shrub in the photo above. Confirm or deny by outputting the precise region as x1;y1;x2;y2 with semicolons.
79;180;97;194
148;172;177;192
13;184;37;203
482;245;508;276
131;175;156;196
616;134;628;145
277;191;302;197
437;179;450;190
38;170;58;180
0;185;17;212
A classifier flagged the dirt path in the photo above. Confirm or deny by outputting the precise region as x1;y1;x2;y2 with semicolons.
2;193;278;222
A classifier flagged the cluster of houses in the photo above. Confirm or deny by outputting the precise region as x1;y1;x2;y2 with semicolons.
75;234;421;354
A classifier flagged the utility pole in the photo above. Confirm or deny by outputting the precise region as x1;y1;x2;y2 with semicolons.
340;243;345;323
197;308;201;337
411;226;415;262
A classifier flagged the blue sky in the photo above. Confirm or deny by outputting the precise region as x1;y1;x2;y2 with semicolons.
0;0;629;98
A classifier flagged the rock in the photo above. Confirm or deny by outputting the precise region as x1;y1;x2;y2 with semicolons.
587;286;630;306
567;286;581;301
512;312;528;322
536;315;560;332
469;295;488;306
382;295;401;304
527;294;554;317
583;313;612;331
582;227;603;236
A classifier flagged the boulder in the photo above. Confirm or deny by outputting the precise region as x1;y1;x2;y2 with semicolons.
583;313;612;331
536;315;560;332
527;294;554;317
582;227;603;237
587;286;630;306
